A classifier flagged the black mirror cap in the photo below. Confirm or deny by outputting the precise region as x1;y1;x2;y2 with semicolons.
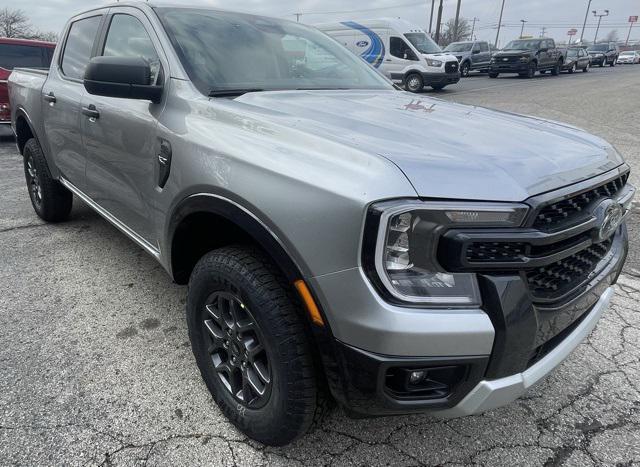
83;56;162;104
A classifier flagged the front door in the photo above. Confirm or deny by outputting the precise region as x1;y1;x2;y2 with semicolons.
82;8;165;245
42;13;103;191
386;36;420;81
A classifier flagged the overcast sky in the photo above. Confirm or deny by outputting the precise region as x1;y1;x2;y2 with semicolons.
20;0;640;45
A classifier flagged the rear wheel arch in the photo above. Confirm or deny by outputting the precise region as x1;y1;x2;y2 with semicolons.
14;109;37;155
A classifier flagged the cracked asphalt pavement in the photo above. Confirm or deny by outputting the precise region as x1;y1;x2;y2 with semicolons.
1;65;640;466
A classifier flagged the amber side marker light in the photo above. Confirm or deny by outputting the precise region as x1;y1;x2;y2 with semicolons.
294;279;325;326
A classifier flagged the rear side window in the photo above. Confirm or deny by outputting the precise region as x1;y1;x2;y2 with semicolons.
61;16;102;80
102;14;161;84
479;42;489;52
0;44;50;70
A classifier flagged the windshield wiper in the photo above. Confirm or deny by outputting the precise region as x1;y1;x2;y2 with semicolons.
208;88;264;97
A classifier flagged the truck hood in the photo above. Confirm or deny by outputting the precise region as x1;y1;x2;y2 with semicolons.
422;52;458;62
234;90;623;201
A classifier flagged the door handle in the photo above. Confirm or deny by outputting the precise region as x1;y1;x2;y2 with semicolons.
82;105;100;120
43;92;56;104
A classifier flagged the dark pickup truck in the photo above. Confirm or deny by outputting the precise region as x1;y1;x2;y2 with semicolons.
490;38;566;78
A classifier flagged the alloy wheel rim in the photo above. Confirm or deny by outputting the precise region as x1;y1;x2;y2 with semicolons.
407;76;421;91
26;157;42;206
203;291;272;408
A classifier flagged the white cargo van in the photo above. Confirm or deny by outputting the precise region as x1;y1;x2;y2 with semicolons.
315;18;460;92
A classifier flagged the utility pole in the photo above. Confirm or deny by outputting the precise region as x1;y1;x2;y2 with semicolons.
294;13;302;22
454;0;462;42
579;0;593;43
519;19;527;38
470;17;479;40
593;9;609;43
540;26;547;37
429;0;436;34
494;0;506;48
434;0;444;44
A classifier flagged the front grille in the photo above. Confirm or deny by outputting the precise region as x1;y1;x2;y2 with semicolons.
445;62;459;74
525;238;613;301
533;173;629;230
466;242;527;263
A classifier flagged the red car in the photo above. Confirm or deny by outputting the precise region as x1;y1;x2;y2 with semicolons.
0;37;55;123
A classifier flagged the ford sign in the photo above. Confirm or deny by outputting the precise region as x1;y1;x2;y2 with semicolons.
356;40;369;47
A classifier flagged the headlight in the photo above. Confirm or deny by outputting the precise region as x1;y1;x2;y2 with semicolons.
364;200;529;307
425;59;443;67
519;56;530;62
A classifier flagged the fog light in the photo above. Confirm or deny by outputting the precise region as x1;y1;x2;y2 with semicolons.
409;370;426;384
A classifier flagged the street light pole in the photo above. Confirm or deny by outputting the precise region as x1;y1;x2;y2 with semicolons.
579;0;593;43
435;0;444;44
470;17;479;40
454;0;462;42
519;19;527;38
429;0;435;34
494;0;506;48
593;9;610;43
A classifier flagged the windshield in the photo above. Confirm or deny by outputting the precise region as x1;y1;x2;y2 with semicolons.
404;33;442;54
620;51;634;56
504;40;541;50
588;44;608;52
444;42;473;53
567;49;578;57
155;8;392;95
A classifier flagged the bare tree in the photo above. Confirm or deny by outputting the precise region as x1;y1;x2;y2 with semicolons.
0;7;33;38
440;18;471;46
0;8;57;41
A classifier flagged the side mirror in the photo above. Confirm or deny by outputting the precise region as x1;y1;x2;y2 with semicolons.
84;56;162;104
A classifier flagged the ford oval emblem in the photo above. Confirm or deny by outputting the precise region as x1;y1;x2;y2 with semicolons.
593;199;624;242
356;40;369;47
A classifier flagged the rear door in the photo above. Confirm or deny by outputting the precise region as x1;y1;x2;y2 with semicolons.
42;13;104;190
477;42;491;68
82;7;166;245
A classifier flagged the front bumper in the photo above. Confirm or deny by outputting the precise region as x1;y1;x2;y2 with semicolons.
391;71;461;87
490;61;531;73
437;286;613;417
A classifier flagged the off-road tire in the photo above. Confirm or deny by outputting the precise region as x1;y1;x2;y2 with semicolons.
186;245;325;446
23;138;72;222
551;61;561;76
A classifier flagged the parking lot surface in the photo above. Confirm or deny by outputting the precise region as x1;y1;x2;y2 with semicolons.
1;65;639;466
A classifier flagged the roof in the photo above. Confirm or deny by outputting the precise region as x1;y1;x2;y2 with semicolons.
0;37;56;47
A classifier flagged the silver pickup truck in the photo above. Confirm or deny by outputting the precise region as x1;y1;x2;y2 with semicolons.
9;2;635;446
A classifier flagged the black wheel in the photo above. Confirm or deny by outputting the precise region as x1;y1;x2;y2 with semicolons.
551;62;561;76
23;138;72;222
404;73;423;93
187;246;323;446
460;61;471;77
610;58;616;67
488;72;499;78
568;63;576;74
583;62;590;72
525;62;537;78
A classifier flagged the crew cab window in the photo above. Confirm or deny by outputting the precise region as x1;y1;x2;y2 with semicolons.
390;37;417;60
102;14;161;84
472;43;480;53
479;42;489;52
0;44;51;70
61;16;102;80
